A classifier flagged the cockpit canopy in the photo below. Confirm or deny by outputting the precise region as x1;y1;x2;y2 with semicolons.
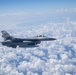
36;35;46;37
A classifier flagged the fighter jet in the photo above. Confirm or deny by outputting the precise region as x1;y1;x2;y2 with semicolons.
0;30;56;48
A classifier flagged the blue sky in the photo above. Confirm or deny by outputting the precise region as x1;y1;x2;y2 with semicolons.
0;0;76;25
0;0;76;12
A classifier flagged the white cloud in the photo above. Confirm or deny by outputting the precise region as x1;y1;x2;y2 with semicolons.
0;12;46;17
0;12;28;17
0;20;76;75
64;64;76;73
56;8;76;13
65;73;72;75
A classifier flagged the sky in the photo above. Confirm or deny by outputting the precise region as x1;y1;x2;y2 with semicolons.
0;0;76;75
0;0;76;25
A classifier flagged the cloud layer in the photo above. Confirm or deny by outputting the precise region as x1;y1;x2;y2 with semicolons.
0;21;76;75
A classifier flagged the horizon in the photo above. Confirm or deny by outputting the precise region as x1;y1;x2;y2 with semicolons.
0;0;76;25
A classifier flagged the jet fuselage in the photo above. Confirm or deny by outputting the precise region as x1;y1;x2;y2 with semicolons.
1;30;56;48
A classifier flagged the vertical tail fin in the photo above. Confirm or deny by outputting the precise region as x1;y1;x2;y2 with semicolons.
1;30;12;41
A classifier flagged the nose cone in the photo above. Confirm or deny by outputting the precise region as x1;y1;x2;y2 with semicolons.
49;38;57;40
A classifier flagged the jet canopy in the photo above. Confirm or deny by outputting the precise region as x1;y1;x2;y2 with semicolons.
36;35;46;37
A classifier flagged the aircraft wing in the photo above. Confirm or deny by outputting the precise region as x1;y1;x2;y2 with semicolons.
21;38;56;41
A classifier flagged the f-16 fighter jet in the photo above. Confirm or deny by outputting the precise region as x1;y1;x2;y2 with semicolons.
0;30;56;48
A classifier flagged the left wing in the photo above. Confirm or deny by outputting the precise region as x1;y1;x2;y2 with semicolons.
21;37;56;41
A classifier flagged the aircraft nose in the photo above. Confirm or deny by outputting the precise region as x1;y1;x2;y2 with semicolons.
49;38;57;40
53;38;57;40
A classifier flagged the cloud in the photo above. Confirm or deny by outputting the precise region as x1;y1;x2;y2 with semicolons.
0;20;76;75
0;12;49;25
0;12;46;17
56;8;76;13
0;12;28;17
0;8;76;25
1;8;76;17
